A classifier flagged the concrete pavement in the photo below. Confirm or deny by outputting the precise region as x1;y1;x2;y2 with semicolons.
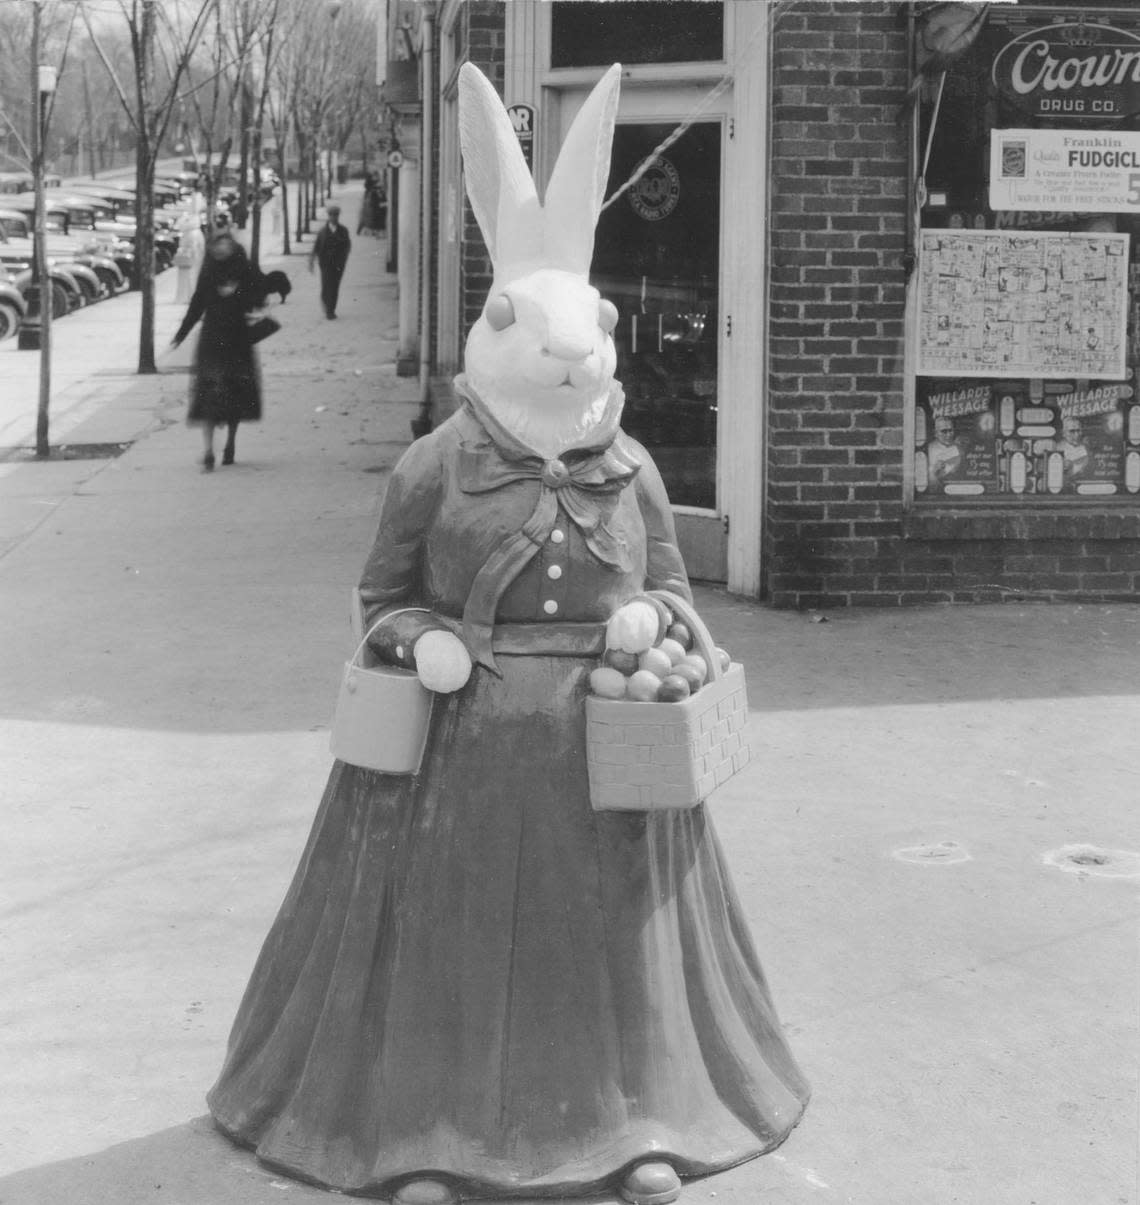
1;189;1138;1205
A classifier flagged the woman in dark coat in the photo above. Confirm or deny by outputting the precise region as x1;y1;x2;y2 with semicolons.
172;232;265;470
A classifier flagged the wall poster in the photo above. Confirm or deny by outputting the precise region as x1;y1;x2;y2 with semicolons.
915;378;1140;499
917;229;1130;380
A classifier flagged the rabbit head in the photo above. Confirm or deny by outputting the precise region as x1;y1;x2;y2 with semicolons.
458;62;622;457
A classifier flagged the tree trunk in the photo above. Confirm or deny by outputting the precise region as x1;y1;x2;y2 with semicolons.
250;118;263;267
294;126;308;242
278;144;291;256
135;0;158;374
237;76;252;230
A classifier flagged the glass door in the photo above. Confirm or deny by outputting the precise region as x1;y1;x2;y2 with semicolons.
564;105;728;580
525;0;768;593
539;0;732;579
593;121;721;513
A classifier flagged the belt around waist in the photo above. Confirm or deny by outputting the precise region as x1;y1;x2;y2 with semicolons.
436;615;606;658
493;621;606;657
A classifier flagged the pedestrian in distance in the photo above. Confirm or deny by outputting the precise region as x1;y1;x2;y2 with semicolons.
171;231;267;471
356;172;375;235
357;171;385;236
309;203;351;318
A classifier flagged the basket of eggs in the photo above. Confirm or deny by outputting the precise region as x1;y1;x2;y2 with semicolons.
585;590;751;811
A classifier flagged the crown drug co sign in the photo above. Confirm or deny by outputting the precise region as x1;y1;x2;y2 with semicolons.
992;20;1140;118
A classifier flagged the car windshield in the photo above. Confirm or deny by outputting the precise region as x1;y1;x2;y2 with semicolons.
0;216;26;239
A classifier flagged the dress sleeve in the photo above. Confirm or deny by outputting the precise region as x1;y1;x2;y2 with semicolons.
630;438;692;602
245;263;269;309
173;275;208;344
357;432;449;662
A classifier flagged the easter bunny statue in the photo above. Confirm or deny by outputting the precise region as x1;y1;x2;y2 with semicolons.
206;63;809;1205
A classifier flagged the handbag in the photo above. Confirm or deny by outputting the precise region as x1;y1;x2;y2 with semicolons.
585;590;751;811
246;314;281;345
330;598;434;774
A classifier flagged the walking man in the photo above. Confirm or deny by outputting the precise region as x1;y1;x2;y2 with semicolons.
309;204;351;319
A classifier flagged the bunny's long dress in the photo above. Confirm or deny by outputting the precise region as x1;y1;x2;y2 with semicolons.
207;381;810;1198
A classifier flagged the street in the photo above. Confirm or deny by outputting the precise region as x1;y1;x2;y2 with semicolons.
0;188;1138;1205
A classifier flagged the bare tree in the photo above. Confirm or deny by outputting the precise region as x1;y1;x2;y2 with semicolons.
216;0;296;266
327;2;381;175
286;0;359;243
82;0;215;373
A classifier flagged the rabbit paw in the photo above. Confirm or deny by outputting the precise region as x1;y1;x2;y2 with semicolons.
413;630;473;693
606;600;664;655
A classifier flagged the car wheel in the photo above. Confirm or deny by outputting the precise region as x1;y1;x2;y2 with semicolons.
0;302;20;342
78;277;100;305
93;267;117;297
50;281;70;317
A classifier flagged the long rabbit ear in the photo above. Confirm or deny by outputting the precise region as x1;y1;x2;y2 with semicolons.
458;62;540;271
543;63;621;277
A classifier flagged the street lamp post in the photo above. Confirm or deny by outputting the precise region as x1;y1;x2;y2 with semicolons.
23;0;57;459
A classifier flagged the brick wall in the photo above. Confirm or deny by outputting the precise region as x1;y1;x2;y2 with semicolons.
428;1;503;424
764;1;1140;607
458;2;504;342
765;1;910;608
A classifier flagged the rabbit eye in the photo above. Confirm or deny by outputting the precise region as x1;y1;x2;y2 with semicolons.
485;294;516;331
598;298;619;333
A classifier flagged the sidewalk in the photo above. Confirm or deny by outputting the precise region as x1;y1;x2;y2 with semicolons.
0;187;1137;1205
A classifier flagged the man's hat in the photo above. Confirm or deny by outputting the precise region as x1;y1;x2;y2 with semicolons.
327;205;341;216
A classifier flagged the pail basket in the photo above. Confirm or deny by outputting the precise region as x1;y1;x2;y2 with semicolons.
330;604;433;774
585;590;750;811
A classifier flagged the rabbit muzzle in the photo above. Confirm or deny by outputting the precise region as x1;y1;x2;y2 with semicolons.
465;271;617;410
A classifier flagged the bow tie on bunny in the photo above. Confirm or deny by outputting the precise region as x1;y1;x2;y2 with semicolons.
456;377;641;673
456;374;639;562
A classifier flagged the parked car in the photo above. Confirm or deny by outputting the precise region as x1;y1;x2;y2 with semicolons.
48;195;139;285
0;200;127;297
159;171;199;198
6;263;82;319
86;177;183;209
62;184;178;269
0;208;101;309
0;267;27;340
0;172;31;195
65;181;137;219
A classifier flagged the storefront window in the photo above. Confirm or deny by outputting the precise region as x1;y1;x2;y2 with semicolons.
550;1;723;69
593;120;720;509
915;5;1140;502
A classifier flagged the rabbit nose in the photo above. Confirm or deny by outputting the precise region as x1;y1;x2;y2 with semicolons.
545;333;593;362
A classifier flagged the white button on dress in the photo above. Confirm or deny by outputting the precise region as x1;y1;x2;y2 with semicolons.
547;565;563;580
543;599;559;615
550;529;565;544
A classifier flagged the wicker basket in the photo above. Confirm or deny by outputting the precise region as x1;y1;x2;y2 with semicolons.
585;591;751;811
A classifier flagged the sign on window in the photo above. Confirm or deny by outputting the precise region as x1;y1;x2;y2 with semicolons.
990;128;1140;213
917;229;1129;380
